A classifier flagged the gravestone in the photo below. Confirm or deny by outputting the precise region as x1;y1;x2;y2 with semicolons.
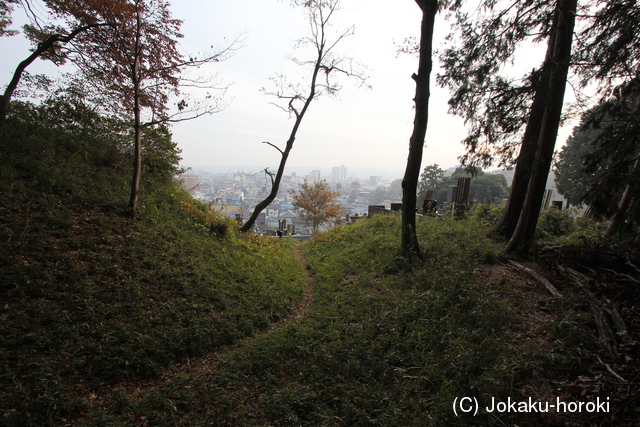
454;177;471;217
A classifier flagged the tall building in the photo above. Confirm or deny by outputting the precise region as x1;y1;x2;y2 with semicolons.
369;176;382;187
179;173;199;191
332;165;347;183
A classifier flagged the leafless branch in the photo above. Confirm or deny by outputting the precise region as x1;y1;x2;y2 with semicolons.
262;141;285;156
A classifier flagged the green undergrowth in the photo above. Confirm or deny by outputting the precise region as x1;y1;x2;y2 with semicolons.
472;203;608;244
0;101;305;426
102;215;556;426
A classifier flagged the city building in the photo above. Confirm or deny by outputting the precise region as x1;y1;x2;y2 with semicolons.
332;165;347;183
179;173;199;191
369;176;382;187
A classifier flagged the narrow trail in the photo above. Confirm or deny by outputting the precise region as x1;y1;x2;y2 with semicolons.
283;242;315;326
83;241;315;417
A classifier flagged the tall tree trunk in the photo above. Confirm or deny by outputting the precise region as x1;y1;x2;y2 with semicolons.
129;78;142;216
401;0;438;256
493;64;551;238
128;6;143;217
505;0;577;255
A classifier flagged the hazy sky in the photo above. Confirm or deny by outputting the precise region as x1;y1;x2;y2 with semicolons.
1;0;574;175
167;0;469;173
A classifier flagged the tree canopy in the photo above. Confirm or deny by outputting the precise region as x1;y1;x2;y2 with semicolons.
417;163;446;202
0;0;17;37
554;126;598;209
556;86;640;238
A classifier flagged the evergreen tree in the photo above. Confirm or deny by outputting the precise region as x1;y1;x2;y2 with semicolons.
434;168;509;205
417;164;446;202
582;86;640;238
554;126;598;208
439;0;578;254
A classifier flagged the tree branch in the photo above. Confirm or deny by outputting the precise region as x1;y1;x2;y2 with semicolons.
262;141;285;156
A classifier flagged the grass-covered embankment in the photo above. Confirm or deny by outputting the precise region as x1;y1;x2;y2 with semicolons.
0;100;306;426
107;214;553;426
4;97;634;426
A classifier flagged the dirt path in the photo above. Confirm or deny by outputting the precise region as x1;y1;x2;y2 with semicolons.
283;242;315;326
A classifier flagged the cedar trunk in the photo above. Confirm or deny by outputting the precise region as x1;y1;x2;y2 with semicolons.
401;0;438;256
505;0;577;255
493;64;551;238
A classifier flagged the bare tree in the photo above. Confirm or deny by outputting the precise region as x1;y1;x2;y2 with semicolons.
240;0;366;232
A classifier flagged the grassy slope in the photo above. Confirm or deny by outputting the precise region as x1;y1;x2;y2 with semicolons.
0;110;306;426
2;104;637;426
103;216;532;426
104;213;638;426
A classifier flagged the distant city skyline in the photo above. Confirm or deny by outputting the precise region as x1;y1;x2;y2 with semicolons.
183;163;521;186
185;164;409;182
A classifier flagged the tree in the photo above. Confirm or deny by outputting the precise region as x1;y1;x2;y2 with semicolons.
0;0;18;37
438;0;563;244
401;0;440;257
370;186;388;205
43;0;234;216
554;125;598;208
554;89;640;241
439;0;639;252
573;0;640;93
505;0;577;255
387;178;403;202
417;163;445;202
437;0;555;171
437;0;578;254
240;0;366;232
0;0;109;121
289;179;341;231
571;0;640;240
581;88;640;239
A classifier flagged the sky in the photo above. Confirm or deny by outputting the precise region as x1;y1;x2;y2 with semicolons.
0;0;575;177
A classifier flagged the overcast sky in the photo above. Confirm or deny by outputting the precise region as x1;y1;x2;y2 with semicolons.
1;0;574;176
